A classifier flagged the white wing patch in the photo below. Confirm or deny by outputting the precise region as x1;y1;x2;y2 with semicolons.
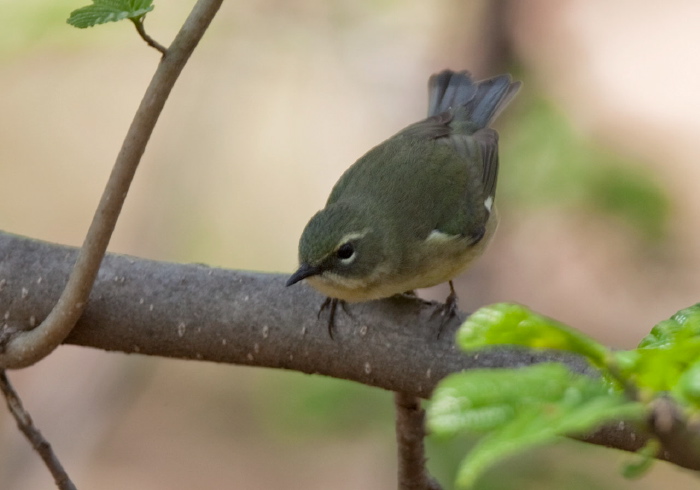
426;229;459;243
484;196;493;213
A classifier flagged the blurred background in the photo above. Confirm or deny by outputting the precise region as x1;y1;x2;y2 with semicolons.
1;0;700;488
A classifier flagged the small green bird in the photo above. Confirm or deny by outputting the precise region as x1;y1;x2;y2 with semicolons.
287;70;520;329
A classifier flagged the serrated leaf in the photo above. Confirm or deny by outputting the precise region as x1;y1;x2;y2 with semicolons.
429;364;575;435
428;363;646;488
455;398;644;488
457;303;610;367
639;303;700;348
67;0;154;28
611;305;700;400
615;346;700;394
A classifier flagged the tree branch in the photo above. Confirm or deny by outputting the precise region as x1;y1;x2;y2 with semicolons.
0;0;223;369
395;393;441;490
0;232;587;395
1;230;697;471
0;370;76;490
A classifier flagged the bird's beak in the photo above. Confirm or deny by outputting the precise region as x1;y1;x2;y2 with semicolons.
286;263;322;287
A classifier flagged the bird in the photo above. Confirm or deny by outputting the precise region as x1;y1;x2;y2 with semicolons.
286;69;521;336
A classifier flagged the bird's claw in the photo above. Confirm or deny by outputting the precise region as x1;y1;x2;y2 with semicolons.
431;281;460;338
317;298;350;339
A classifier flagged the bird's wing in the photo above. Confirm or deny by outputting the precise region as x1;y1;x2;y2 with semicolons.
404;116;499;205
472;128;499;214
423;128;498;241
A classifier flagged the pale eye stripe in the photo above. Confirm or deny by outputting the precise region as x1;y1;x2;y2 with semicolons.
330;228;370;265
336;228;371;247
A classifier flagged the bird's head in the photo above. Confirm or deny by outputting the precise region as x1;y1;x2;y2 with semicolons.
286;202;388;301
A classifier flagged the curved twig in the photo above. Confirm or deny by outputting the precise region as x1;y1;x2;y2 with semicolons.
131;17;167;55
0;0;223;369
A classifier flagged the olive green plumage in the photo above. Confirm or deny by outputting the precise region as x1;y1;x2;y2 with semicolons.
288;70;520;303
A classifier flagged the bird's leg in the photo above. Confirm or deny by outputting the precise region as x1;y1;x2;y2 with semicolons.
443;280;459;317
431;281;460;338
317;297;350;339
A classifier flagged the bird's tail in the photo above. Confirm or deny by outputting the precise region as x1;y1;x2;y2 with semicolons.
427;70;521;128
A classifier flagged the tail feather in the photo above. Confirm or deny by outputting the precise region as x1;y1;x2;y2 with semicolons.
427;70;521;128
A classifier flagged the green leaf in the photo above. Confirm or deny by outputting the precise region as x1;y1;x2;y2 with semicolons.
638;303;700;348
67;0;154;28
611;304;700;399
428;364;646;488
674;360;700;406
614;346;700;395
457;303;610;368
429;364;576;435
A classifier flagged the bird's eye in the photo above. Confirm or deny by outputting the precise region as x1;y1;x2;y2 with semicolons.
336;243;355;260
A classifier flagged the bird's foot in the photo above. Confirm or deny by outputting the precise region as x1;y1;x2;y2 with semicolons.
431;281;460;338
318;297;351;340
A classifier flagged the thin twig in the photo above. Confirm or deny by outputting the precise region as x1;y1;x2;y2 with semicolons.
131;17;167;55
0;370;77;490
0;0;224;369
394;392;442;490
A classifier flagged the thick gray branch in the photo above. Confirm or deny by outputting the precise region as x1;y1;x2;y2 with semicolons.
0;231;582;393
2;231;697;471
